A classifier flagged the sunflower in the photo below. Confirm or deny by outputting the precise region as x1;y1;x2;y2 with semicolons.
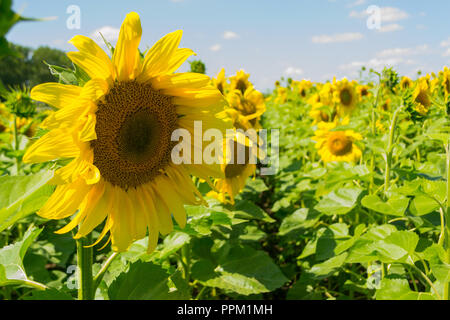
23;12;229;253
213;68;227;95
312;121;362;163
209;131;261;204
309;102;331;124
297;80;312;98
412;78;431;115
356;84;371;101
400;77;413;90
319;82;334;107
441;67;450;98
333;79;358;117
229;70;252;94
274;87;288;104
226;87;266;130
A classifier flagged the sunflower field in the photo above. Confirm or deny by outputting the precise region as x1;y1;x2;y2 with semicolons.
0;4;450;302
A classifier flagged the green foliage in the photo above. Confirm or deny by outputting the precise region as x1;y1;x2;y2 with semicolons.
0;44;71;88
189;59;206;74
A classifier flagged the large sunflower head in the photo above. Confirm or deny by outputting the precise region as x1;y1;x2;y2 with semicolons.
412;78;432;115
312;121;362;163
23;12;229;253
229;70;252;94
333;79;358;116
209;131;261;204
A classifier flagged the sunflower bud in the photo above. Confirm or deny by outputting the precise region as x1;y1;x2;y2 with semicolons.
2;86;36;118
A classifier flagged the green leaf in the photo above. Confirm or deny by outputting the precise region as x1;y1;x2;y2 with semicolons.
376;278;435;300
155;232;191;261
24;288;73;300
0;226;42;287
192;245;288;296
108;262;182;300
278;208;320;236
234;200;275;223
309;253;348;278
0;171;54;233
361;194;409;216
410;195;439;216
314;187;362;215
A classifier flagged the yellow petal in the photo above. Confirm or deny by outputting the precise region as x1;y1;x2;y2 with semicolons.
31;83;81;109
23;129;79;163
165;48;196;74
78;113;97;142
74;182;109;238
154;176;187;228
67;51;113;83
151;73;211;91
69;35;115;78
39;178;91;220
113;12;142;81
138;30;183;82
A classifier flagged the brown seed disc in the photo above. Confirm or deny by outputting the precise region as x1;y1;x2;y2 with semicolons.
91;81;178;190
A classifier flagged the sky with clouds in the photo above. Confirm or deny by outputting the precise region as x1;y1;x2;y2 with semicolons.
7;0;450;91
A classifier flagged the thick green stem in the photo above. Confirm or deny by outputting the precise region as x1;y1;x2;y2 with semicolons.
444;142;450;300
13;115;21;174
76;235;94;300
384;106;403;196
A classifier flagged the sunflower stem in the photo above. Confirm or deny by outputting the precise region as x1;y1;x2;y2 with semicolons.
13;114;21;174
384;105;403;197
444;140;450;300
76;234;94;300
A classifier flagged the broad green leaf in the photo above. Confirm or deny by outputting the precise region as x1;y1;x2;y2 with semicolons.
314;187;363;215
278;208;320;236
234;200;275;223
376;278;435;300
192;245;288;296
24;288;73;300
0;171;54;233
410;195;439;216
0;226;42;287
108;262;183;300
383;231;419;258
309;253;348;278
154;232;191;261
361;194;409;216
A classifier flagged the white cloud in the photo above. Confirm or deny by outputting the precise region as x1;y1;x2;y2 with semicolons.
210;44;222;52
376;45;429;58
443;48;450;57
441;37;450;47
378;23;404;33
284;67;304;76
90;26;120;45
350;6;408;22
348;0;366;8
339;57;415;72
223;31;239;40
312;32;363;44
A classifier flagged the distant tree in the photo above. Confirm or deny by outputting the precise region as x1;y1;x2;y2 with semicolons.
189;60;206;74
30;46;71;86
0;43;71;89
0;43;33;87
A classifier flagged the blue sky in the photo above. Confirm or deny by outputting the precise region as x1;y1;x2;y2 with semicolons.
7;0;450;91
